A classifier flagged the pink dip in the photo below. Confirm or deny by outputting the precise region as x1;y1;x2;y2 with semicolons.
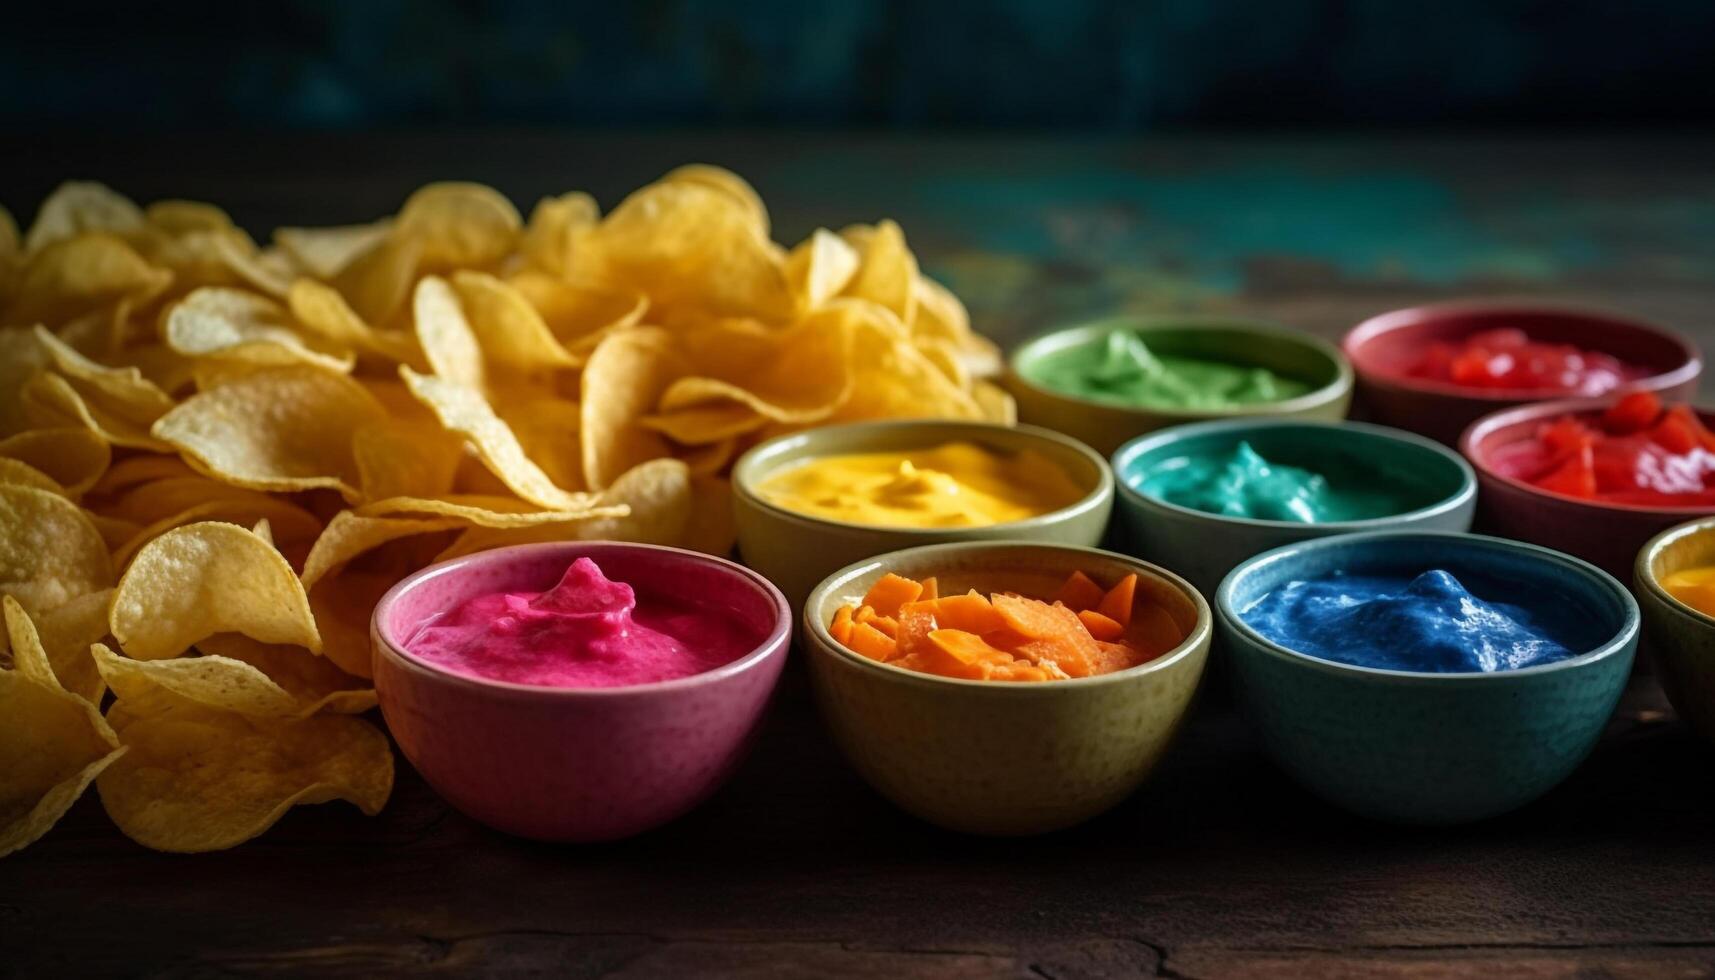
403;557;760;688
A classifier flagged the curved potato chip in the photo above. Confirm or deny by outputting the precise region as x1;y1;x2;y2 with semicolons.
437;458;691;560
450;270;578;371
8;233;172;325
105;475;268;524
19;588;113;704
198;634;376;715
301;512;464;677
0;327;48;437
911;273;972;342
520;192;598;275
678;438;737;478
88;453;194;497
352;418;464;502
97;684;391;853
1;598;124;858
32;325;175;424
23;371;174;451
111;521;321;660
89;512;144;551
508;273;647;360
208;235;295;297
834;311;983;423
152;365;384;500
662;164;770;237
639;404;766;445
786;228;860;310
840;219;918;324
23;182;146;254
301;511;465;591
275;222;390;279
354;494;626;528
145;200;235;236
918;337;972;390
412;275;486;389
0;484;113;616
580;327;690;490
0;428;110;497
0;457;62;494
496;391;584;491
93;642;300;717
655;307;856;423
286;278;423;366
400;366;598;510
165;287;354;373
396;182;520;270
112;496;323;571
334;230;421;326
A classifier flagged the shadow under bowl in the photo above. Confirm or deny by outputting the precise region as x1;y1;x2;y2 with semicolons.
1005;316;1354;457
371;541;791;842
1636;518;1715;749
1218;530;1638;825
803;541;1211;836
1344;300;1701;445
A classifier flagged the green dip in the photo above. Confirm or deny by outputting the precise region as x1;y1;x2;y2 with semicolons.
1023;330;1312;410
1138;441;1426;523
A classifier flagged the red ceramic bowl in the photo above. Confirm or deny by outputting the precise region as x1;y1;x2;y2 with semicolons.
1344;302;1700;444
1460;398;1715;581
372;541;790;842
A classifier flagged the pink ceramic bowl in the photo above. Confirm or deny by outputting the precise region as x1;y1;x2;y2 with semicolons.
1460;398;1715;581
1344;301;1700;444
371;541;790;842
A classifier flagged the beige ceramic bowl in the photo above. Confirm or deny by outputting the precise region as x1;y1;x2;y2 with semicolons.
732;419;1113;610
1636;518;1715;749
803;541;1211;835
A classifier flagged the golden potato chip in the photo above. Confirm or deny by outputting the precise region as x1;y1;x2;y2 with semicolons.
639;403;766;446
8;233;172;325
301;511;466;591
210;236;297;297
93;642;301;717
519;192;598;275
33;325;175;425
396;182;521;270
663;164;770;237
22;371;173;452
0;427;110;497
495;391;585;490
919;337;972;390
334;230;422;326
836;312;982;423
97;672;391;852
113;341;198;395
0;484;113;616
655;310;855;424
352;418;464;501
580;327;691;489
145;200;235;236
275;222;391;279
301;512;464;677
911;273;971;343
104;475;266;524
412;275;486;389
164;287;354;373
840;219;918;324
400;366;600;510
112;495;323;571
0;327;48;437
679;439;738;477
23;181;146;254
17;588;113;704
786;228;860;310
1;602;125;857
437;458;692;560
286;278;423;366
88;453;195;497
508;273;647;361
196;633;376;715
89;512;144;552
152;365;384;500
0;455;62;494
111;521;320;660
354;493;626;528
450;270;578;371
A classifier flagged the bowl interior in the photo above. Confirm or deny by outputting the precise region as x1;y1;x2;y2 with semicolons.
808;542;1207;682
1012;318;1347;412
377;542;787;676
1220;532;1636;673
1115;420;1470;523
734;419;1110;533
1347;305;1695;397
1642;519;1715;620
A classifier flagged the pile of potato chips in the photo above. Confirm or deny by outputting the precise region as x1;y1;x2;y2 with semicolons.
0;167;1008;853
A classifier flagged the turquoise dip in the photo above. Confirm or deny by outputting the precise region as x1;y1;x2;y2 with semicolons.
1138;441;1428;523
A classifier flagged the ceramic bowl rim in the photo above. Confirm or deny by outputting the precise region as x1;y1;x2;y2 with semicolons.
731;418;1114;537
1112;417;1476;531
1460;395;1715;516
1342;298;1702;402
803;540;1212;693
1005;315;1355;421
1637;516;1715;627
372;541;792;700
1216;529;1640;683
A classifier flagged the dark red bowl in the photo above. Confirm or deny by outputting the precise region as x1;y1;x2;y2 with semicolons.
1460;397;1715;581
1344;302;1701;444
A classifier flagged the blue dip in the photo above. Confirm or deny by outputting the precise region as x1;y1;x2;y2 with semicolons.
1239;569;1602;672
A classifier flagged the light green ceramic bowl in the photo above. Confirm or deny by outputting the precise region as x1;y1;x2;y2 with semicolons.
1636;517;1715;749
1006;316;1354;456
732;419;1114;611
804;541;1211;835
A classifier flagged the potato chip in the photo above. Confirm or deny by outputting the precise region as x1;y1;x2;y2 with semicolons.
33;325;174;424
112;495;323;571
656;310;855;423
519;192;598;275
196;633;376;715
89;512;144;552
301;511;466;591
23;182;146;254
111;521;320;660
355;493;625;528
93;641;301;717
580;327;691;489
495;391;585;490
663;164;770;238
400;366;600;510
450;270;578;371
412;275;486;389
679;438;738;477
97;668;392;852
275;222;390;279
103;475;266;525
1;601;125;858
334;230;422;326
639;403;766;445
165;286;354;372
301;512;464;677
145;200;235;236
286;278;423;366
835;312;983;422
208;235;297;297
152;365;384;500
0;453;62;493
840;220;918;325
352;418;464;501
8;233;172;325
88;453;195;497
396;182;521;270
22;371;173;451
786;228;860;310
0;428;110;497
507;273;647;361
19;588;113;704
436;458;692;561
0;484;113;616
0;327;48;437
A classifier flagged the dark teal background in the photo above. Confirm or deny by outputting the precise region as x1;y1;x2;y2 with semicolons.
6;0;1713;129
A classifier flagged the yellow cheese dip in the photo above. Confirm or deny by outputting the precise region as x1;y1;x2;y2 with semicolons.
757;441;1085;528
1663;565;1715;618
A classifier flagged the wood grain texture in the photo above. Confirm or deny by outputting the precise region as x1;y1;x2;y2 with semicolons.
3;133;1714;979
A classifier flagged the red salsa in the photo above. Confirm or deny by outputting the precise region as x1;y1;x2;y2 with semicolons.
1490;392;1715;506
1410;327;1638;396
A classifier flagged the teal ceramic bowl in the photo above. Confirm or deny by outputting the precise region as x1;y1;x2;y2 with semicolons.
804;541;1211;835
1636;518;1715;749
1218;531;1637;825
732;419;1113;610
1006;316;1353;456
1112;419;1476;600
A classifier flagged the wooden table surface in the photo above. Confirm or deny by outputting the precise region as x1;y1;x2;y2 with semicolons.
4;132;1714;979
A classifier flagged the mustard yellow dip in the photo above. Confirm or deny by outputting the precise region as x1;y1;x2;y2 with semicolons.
1663;565;1715;618
757;441;1085;528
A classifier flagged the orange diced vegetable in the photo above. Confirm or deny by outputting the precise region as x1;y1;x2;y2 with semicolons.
993;594;1097;677
1096;573;1137;627
918;576;938;602
915;591;1004;635
1076;608;1125;641
924;628;1012;679
1091;641;1146;674
856;605;899;639
1054;570;1105;612
861;572;924;618
845;621;898;662
830;604;855;645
